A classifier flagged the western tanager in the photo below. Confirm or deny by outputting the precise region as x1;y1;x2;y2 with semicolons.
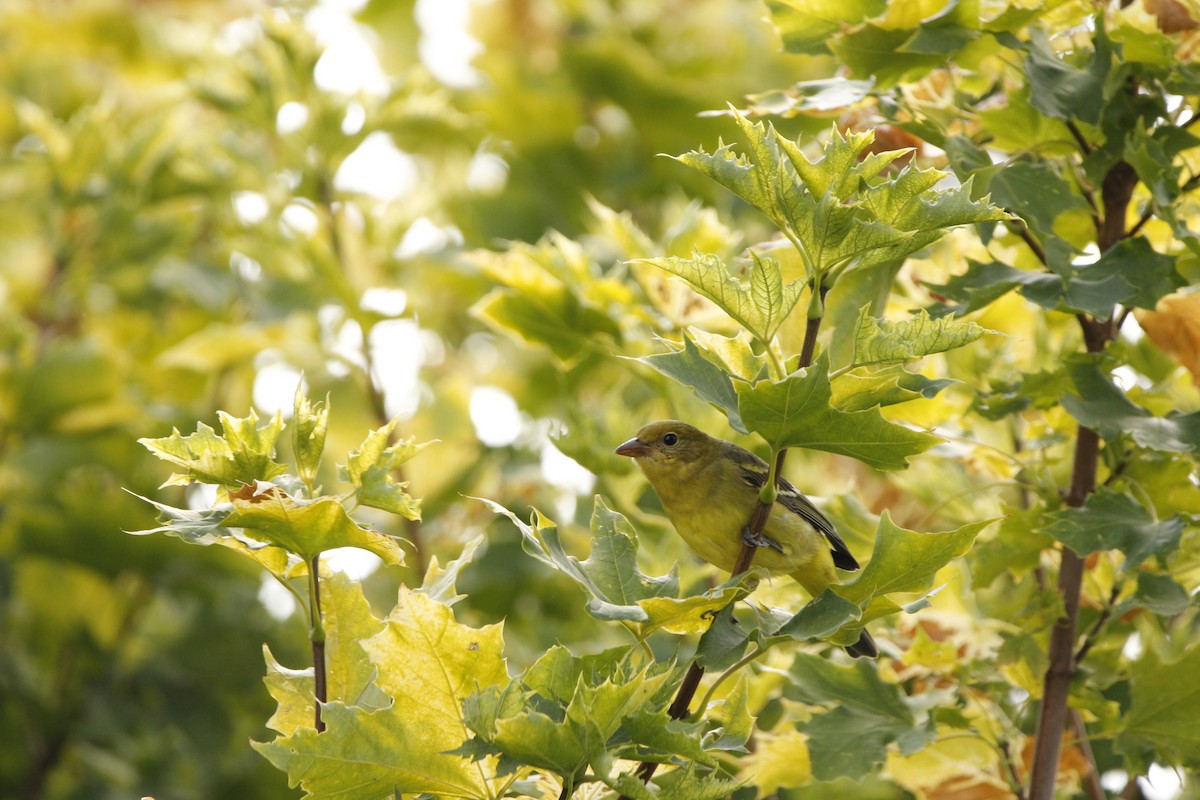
616;420;877;658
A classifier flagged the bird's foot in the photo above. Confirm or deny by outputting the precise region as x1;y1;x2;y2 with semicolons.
742;527;783;552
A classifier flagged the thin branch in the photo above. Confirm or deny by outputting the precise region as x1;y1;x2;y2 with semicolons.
1074;582;1121;665
309;555;327;733
998;738;1028;800
694;645;768;719
1013;224;1048;267
1065;121;1093;155
1069;709;1107;800
1028;317;1110;800
621;296;827;799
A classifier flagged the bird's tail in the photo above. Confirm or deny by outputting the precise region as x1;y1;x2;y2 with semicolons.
845;629;877;659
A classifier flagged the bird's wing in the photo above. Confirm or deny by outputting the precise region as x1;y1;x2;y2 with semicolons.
732;449;860;572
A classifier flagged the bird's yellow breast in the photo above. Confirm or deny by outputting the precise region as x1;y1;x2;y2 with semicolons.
660;485;837;597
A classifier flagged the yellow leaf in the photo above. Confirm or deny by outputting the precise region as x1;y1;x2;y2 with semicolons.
1136;292;1200;383
740;728;812;795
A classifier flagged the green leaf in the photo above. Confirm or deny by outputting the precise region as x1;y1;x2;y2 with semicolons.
695;604;751;671
1132;572;1190;617
1024;25;1111;126
223;485;406;564
262;645;316;738
125;492;297;576
787;653;934;780
969;506;1055;588
1061;359;1200;453
636;331;748;433
776;589;863;641
1086;237;1184;311
765;0;886;55
926;260;1061;317
838;513;990;606
465;648;680;786
293;386;330;486
138;409;288;488
644;762;744;800
735;353;941;470
322;572;391;711
1117;642;1200;769
639;251;803;346
987;160;1091;269
471;234;624;365
124;493;232;545
830;365;956;411
1042;488;1186;566
635;575;755;636
584;498;679;604
831;24;955;87
481;497;749;636
849;306;989;367
340;418;430;520
673;113;1002;281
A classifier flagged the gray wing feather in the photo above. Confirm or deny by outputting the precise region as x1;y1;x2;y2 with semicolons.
731;448;860;572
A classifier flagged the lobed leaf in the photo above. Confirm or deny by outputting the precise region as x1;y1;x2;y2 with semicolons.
636;330;749;432
340;418;431;520
293;385;330;486
735;353;941;470
849;306;989;368
1061;358;1200;453
223;484;406;564
362;587;508;761
639;251;803;346
837;512;990;607
138;409;287;489
254;701;489;799
1042;488;1187;566
1117;642;1200;770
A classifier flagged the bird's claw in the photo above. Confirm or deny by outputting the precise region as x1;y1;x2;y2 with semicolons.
742;527;783;552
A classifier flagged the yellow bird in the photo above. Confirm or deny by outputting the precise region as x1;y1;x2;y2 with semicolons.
616;420;876;658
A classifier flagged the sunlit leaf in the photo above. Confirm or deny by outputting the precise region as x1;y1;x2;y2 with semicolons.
340;418;430;520
138;409;287;488
830;365;955;411
362;586;507;762
418;534;486;605
223;484;406;564
293;386;330;487
639;251;803;346
849;306;988;368
254;701;490;798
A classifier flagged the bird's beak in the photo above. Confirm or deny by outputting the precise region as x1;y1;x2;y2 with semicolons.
615;437;651;458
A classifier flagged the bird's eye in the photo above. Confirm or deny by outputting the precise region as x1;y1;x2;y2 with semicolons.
663;433;678;446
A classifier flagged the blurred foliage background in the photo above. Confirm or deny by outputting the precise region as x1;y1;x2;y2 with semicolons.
5;0;1200;799
0;0;829;796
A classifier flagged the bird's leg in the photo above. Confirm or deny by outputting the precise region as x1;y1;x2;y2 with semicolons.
741;527;784;552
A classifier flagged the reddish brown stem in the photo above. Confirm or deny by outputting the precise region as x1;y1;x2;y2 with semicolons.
310;555;327;733
621;303;824;799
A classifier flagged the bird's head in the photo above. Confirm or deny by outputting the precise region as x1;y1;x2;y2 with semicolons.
614;420;713;479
